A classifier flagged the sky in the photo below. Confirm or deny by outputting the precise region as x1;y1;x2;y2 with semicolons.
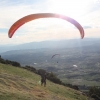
0;0;100;45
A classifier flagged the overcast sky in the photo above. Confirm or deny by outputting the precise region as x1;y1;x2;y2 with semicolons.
0;0;100;45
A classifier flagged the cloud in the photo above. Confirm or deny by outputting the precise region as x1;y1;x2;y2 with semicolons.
84;27;100;38
89;0;100;12
83;26;92;29
0;0;100;45
0;0;48;28
0;28;8;33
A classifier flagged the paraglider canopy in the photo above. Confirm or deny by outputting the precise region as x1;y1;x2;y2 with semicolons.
51;54;60;63
8;13;84;38
51;54;60;59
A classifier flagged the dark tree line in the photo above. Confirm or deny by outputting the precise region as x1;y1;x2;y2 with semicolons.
88;86;100;100
0;55;20;67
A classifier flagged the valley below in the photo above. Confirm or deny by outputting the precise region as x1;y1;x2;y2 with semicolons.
1;38;100;88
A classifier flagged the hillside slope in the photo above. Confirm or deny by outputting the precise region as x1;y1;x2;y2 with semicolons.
0;63;89;100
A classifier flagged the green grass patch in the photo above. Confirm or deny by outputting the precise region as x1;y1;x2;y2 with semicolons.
0;63;89;100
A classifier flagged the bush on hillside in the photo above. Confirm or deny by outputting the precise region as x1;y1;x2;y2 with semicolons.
89;86;100;100
24;65;37;73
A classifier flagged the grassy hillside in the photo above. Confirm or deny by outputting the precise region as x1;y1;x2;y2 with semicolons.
0;63;89;100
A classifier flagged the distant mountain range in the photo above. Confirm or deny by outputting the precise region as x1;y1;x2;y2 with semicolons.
0;38;100;53
1;38;100;67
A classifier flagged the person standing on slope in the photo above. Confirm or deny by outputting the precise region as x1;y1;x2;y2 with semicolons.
41;73;46;87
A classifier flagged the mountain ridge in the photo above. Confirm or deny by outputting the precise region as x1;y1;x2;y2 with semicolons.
0;38;100;53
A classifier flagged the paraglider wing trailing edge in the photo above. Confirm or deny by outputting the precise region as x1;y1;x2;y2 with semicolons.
8;13;84;38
